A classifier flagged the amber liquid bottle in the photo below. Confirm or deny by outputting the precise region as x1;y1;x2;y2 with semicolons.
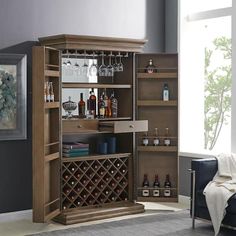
78;93;86;118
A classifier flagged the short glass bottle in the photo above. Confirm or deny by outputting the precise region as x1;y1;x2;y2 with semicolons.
142;132;149;146
153;128;160;146
164;128;171;146
145;59;156;74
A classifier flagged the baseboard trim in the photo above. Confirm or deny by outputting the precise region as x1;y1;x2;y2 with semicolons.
178;195;190;208
0;209;32;221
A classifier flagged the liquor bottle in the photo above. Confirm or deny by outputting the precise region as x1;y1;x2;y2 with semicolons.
49;82;54;102
153;128;160;146
164;128;171;146
104;89;111;118
142;132;149;146
142;174;150;197
44;82;48;102
70;167;76;172
163;83;169;101
164;174;171;197
78;93;86;118
45;82;50;102
89;88;96;117
98;92;105;118
63;173;69;180
145;59;156;74
153;174;160;197
64;188;70;195
110;91;118;118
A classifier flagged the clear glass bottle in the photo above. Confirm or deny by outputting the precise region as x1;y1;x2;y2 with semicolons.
153;128;160;146
163;83;169;101
49;82;54;102
145;59;156;74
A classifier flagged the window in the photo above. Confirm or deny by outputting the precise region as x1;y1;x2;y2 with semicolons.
179;1;234;155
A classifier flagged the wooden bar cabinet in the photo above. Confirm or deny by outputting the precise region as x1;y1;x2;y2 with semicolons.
32;34;178;224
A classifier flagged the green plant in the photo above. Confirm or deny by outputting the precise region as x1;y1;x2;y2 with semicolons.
204;37;231;150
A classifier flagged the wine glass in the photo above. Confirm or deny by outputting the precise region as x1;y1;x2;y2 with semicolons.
98;51;107;76
113;54;119;72
89;51;98;76
73;50;81;78
117;52;123;72
107;52;114;77
81;50;89;76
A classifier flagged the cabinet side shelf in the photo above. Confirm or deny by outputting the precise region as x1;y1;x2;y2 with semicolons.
137;100;177;106
137;72;177;79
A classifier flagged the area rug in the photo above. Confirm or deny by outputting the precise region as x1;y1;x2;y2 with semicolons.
28;210;235;236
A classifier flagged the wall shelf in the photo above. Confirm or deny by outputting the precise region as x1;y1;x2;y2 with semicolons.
137;100;177;106
137;146;178;152
62;83;132;89
137;72;177;79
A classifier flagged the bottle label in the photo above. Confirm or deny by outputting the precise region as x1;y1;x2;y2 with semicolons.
153;138;160;146
164;189;171;197
142;189;150;197
50;94;54;102
163;90;169;101
143;138;149;146
46;95;50;102
164;139;171;146
153;189;160;197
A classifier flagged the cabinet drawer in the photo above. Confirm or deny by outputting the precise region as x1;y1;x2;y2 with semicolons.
99;120;148;133
62;119;98;133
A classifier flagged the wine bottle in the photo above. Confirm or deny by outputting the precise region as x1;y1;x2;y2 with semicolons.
153;128;160;146
142;174;150;197
49;82;54;102
104;89;110;118
89;88;96;117
98;92;105;118
145;59;156;74
163;83;169;101
164;174;171;197
110;90;118;118
153;174;160;197
78;93;86;118
164;128;171;146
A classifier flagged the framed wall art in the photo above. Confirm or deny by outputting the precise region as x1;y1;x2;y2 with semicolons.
0;54;27;140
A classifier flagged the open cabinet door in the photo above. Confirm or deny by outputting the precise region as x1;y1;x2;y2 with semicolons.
32;46;61;222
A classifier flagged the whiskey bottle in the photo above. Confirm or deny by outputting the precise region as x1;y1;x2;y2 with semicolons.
89;88;96;117
78;93;86;118
142;174;150;197
164;174;171;197
153;174;160;197
164;128;171;146
153;128;160;146
49;82;54;102
145;59;156;74
163;83;169;101
98;92;105;118
110;91;118;118
142;132;149;146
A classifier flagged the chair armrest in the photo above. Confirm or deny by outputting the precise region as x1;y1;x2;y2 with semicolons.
191;158;217;191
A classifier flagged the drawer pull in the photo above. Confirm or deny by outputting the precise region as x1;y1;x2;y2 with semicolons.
77;125;83;128
129;125;134;128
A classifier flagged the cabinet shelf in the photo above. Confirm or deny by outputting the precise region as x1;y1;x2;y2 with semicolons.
137;145;178;152
137;72;177;79
62;153;132;162
137;197;178;202
45;70;60;77
45;141;60;147
137;100;177;106
62;83;132;89
44;102;60;109
45;64;60;68
45;152;60;162
137;187;177;190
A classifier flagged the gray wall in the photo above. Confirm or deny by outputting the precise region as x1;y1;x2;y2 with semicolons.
0;0;168;213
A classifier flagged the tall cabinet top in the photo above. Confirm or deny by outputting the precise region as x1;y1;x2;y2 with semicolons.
38;34;147;52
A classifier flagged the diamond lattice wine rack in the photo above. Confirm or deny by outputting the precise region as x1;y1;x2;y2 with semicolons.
62;154;130;210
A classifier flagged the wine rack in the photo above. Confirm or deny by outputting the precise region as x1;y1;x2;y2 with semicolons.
62;154;130;210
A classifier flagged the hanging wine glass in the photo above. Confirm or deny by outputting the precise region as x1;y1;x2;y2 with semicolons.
98;51;107;76
73;50;81;78
107;51;114;77
113;54;119;72
117;52;123;72
89;51;98;76
81;50;89;76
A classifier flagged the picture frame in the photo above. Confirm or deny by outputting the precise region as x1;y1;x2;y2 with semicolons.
0;54;27;140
